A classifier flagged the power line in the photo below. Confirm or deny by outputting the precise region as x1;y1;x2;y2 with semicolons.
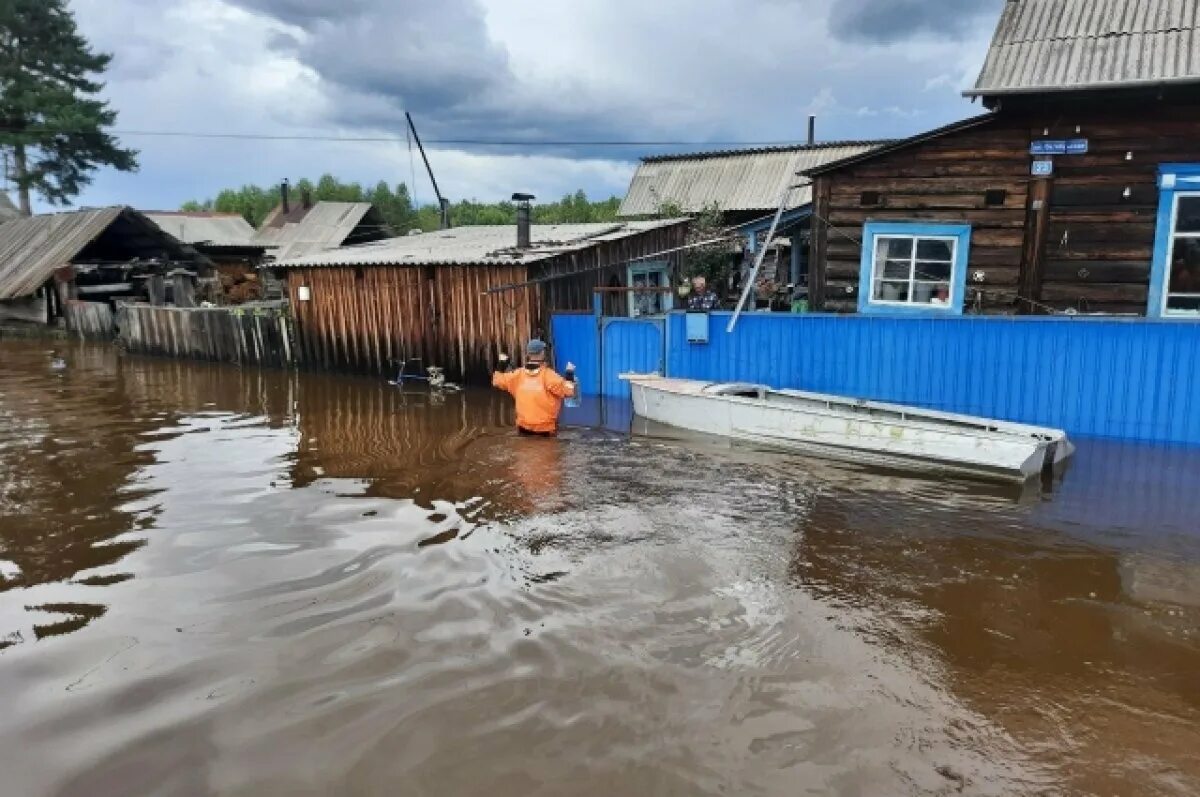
0;124;807;149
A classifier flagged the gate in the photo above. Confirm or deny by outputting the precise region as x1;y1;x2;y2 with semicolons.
600;316;665;397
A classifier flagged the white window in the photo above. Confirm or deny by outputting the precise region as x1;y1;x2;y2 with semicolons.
627;261;673;317
1163;193;1200;315
870;235;957;307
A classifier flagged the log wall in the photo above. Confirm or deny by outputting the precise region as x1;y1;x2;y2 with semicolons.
811;95;1200;315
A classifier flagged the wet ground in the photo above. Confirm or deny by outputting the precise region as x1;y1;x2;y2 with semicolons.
1;339;1199;796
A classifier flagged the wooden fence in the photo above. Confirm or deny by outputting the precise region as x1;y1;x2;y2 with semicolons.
117;302;296;367
65;301;116;339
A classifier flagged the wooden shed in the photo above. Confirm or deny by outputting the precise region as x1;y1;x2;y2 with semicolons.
275;219;690;382
806;0;1200;319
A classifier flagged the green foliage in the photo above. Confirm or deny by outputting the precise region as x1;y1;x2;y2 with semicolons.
0;0;138;210
184;177;622;232
658;201;736;295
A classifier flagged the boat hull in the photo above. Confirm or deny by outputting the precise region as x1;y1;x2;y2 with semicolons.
626;376;1072;484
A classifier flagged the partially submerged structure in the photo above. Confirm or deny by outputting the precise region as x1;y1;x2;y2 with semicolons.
145;211;272;303
0;207;204;334
275;217;689;381
805;0;1200;317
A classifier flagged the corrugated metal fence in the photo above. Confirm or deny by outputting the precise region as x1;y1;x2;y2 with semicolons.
551;311;1200;444
118;303;295;368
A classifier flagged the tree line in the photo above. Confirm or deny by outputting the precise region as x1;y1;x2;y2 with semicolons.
182;176;623;233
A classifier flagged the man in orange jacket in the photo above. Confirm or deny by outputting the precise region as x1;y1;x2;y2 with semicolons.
492;339;576;436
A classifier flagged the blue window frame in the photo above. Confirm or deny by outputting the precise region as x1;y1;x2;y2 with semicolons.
1149;164;1200;319
858;222;972;315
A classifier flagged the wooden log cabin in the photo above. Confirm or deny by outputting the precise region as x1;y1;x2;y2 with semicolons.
274;217;689;382
805;0;1200;319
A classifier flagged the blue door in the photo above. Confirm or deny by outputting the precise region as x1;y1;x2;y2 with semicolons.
601;317;665;397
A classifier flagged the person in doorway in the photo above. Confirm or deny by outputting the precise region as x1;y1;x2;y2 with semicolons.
492;339;577;436
686;275;720;311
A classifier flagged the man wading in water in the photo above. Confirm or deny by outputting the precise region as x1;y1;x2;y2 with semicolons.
492;339;577;436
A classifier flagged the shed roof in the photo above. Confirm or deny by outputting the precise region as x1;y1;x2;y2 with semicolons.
969;0;1200;97
617;141;891;216
0;207;195;301
274;219;689;269
254;202;385;260
144;211;263;249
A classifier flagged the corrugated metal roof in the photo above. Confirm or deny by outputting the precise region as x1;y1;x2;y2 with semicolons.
275;219;689;269
618;142;891;216
969;0;1200;96
254;202;380;259
0;208;125;300
144;212;262;249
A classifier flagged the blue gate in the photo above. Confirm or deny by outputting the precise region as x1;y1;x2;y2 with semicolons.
600;317;665;397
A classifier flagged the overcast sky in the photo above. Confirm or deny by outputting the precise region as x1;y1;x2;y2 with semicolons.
50;0;1002;212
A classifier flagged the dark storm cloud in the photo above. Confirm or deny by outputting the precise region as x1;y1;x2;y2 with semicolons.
222;0;642;154
829;0;998;43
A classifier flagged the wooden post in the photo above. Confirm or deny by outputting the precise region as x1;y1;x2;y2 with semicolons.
147;274;166;306
809;177;831;311
173;273;197;308
1018;177;1053;314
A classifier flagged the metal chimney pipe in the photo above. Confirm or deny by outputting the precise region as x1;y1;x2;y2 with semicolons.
807;115;816;145
512;193;535;248
281;179;290;214
439;197;451;230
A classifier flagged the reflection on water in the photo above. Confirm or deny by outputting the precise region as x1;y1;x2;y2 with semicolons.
1;339;1198;796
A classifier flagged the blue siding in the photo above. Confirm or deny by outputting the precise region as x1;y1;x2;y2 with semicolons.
659;312;1200;444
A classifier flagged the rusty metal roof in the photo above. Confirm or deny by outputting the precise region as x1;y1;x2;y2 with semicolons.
969;0;1200;97
617;142;891;216
274;219;690;269
254;202;384;259
144;212;263;249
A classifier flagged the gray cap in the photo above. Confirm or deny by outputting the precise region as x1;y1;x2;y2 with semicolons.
526;339;547;356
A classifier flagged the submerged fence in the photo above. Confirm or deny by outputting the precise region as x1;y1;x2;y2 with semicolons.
550;311;1200;445
118;303;296;368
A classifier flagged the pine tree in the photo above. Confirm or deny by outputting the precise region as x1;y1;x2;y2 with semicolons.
0;0;137;214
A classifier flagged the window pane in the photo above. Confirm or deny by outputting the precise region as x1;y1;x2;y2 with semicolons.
912;282;951;305
1170;237;1200;293
916;238;954;262
1166;294;1200;313
915;261;952;281
875;237;913;260
874;281;910;302
881;258;910;279
1177;197;1200;234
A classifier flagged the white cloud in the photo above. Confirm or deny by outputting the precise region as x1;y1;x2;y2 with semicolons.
51;0;1001;212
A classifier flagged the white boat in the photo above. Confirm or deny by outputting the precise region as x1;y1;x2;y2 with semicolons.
622;375;1074;484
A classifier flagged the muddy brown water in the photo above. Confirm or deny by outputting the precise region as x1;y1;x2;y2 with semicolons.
2;339;1199;796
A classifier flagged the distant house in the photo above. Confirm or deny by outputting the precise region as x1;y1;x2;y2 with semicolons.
145;211;272;303
805;0;1200;318
273;217;690;381
618;142;888;302
255;193;391;260
0;207;204;334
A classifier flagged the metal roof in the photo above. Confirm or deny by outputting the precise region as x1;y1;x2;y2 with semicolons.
274;219;690;269
969;0;1200;97
0;208;131;300
254;202;382;260
143;212;263;249
618;142;891;216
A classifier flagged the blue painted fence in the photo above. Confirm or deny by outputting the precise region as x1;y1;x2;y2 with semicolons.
551;311;1200;445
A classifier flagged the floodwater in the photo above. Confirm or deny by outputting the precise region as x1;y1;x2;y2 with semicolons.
1;340;1199;797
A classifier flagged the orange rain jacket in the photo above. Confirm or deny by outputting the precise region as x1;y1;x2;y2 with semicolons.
492;366;577;434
